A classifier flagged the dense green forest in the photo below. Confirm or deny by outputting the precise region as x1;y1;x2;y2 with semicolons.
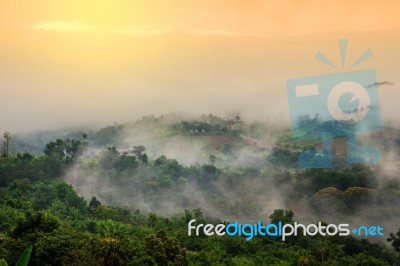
1;115;400;265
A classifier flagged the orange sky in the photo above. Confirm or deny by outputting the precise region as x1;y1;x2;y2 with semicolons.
1;0;400;132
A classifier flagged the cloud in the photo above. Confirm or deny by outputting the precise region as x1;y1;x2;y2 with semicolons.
31;20;251;37
106;25;177;37
32;20;96;32
184;29;247;37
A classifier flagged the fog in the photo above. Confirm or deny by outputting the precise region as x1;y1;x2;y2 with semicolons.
1;30;400;134
2;11;400;245
62;138;400;245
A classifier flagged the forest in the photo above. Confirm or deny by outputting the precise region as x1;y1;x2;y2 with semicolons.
1;114;400;265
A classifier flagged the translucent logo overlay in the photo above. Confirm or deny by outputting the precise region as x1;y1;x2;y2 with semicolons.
287;40;382;168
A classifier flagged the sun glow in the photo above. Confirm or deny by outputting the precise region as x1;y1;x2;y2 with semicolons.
1;0;400;132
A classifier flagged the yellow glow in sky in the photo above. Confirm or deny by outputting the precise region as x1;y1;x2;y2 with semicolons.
1;0;400;132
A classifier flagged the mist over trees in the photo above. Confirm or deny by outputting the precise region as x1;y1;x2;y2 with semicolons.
1;113;400;265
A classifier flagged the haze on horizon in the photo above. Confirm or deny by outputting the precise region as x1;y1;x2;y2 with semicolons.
1;0;400;133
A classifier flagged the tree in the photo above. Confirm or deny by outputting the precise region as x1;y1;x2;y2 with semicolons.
31;228;93;266
132;146;148;163
310;187;348;214
202;164;217;177
99;147;120;170
94;220;132;266
145;230;188;266
43;139;68;177
114;152;138;172
31;183;58;210
344;187;372;211
313;113;321;124
133;146;145;157
148;213;158;228
89;197;101;209
387;228;400;252
81;134;88;156
12;211;60;237
209;154;216;164
44;139;66;159
2;132;11;157
193;208;204;222
140;153;148;164
44;139;85;161
65;139;83;159
269;209;294;225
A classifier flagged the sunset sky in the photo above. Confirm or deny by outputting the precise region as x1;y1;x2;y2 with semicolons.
1;0;400;132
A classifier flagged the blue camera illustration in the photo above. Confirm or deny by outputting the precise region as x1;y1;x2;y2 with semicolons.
287;67;382;168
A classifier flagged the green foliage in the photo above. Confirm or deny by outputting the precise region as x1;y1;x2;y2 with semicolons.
89;196;101;208
0;137;399;265
269;209;294;225
30;181;86;212
15;245;32;266
387;228;400;252
93;124;124;146
145;230;189;266
44;138;86;162
0;156;45;186
0;206;24;232
344;187;373;210
310;187;349;214
12;211;60;238
268;145;300;167
99;147;139;172
93;220;133;266
154;155;183;178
